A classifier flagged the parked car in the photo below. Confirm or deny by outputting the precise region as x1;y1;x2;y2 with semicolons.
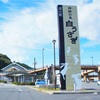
97;81;100;85
35;79;46;85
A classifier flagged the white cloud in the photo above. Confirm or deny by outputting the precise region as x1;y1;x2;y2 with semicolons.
0;0;9;3
0;0;99;64
0;1;58;63
78;0;100;42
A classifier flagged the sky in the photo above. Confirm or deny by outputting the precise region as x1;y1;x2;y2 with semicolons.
0;0;100;68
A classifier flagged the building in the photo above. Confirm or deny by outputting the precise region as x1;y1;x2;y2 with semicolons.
0;62;33;83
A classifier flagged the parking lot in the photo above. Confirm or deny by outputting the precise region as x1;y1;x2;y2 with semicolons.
82;82;100;90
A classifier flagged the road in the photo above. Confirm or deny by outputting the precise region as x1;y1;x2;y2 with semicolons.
0;83;100;100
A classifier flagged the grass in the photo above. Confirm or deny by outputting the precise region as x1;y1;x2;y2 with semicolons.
32;86;60;92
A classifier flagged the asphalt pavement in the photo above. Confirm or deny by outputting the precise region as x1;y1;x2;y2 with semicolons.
0;83;100;100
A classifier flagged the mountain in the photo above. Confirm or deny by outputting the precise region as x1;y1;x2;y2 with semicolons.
0;53;32;70
0;53;11;70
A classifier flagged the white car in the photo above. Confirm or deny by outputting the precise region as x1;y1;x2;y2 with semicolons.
97;81;100;85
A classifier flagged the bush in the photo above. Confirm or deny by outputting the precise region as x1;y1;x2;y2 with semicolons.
28;82;35;85
12;82;35;85
0;80;7;83
12;82;20;85
3;81;7;83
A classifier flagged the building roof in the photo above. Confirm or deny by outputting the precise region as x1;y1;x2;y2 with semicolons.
1;62;28;72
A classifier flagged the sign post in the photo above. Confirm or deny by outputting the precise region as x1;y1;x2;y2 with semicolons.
57;5;81;91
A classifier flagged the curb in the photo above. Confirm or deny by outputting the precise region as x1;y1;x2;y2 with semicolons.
43;90;100;94
52;91;100;94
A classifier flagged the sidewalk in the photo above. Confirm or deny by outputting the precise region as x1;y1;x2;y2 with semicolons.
29;86;100;94
40;89;100;94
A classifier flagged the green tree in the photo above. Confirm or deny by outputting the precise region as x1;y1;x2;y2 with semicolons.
0;53;11;70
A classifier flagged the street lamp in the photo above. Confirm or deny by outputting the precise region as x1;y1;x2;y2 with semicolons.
91;57;93;66
42;48;44;68
91;57;94;81
52;39;56;89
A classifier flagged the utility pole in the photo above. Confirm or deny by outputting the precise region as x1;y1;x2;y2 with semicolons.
33;58;37;71
33;58;37;82
42;48;44;68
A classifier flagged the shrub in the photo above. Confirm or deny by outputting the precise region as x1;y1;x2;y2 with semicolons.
12;82;35;85
0;80;7;83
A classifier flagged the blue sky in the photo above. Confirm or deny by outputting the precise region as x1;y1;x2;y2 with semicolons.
0;0;100;68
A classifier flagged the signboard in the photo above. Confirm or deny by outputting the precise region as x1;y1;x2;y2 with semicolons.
57;5;81;91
